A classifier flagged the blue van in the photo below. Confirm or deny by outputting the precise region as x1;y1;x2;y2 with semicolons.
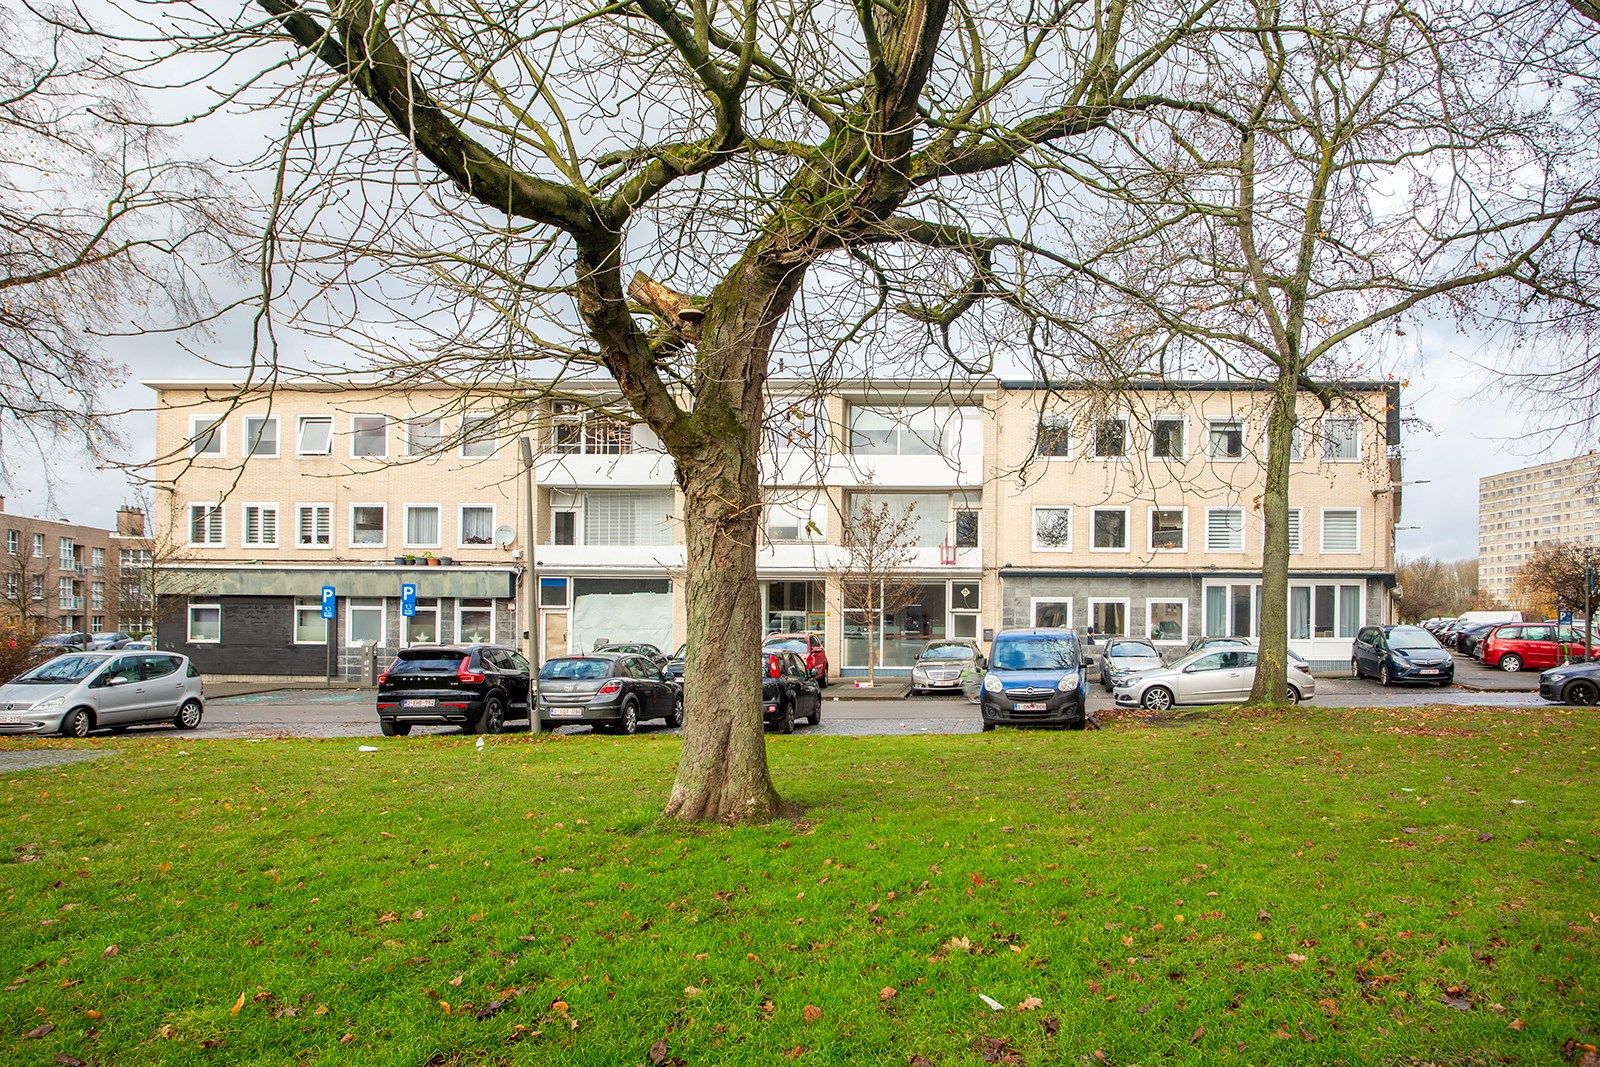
979;627;1087;730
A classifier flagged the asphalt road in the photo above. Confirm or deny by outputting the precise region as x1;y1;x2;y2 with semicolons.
142;672;1551;740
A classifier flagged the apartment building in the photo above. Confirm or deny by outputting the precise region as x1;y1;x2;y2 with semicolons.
144;377;1401;679
0;499;151;634
1478;452;1600;605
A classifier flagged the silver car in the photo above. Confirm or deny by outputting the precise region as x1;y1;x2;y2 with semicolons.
0;651;205;737
1113;646;1315;710
1094;637;1166;692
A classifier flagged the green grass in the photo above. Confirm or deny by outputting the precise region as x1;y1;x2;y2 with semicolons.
2;706;1598;1065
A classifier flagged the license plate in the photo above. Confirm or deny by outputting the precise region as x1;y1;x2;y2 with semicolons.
1016;702;1047;711
0;715;16;724
401;698;436;708
1419;669;1439;675
547;708;581;717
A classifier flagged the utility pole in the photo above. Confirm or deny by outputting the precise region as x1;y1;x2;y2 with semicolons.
1587;563;1595;664
519;435;541;735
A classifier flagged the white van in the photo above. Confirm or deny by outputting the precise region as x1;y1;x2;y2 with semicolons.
1454;610;1523;628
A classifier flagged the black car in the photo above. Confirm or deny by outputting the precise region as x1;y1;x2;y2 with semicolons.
764;649;822;733
1455;623;1499;658
376;644;532;735
664;643;686;683
1539;661;1600;705
592;642;670;666
1351;624;1453;686
537;653;682;734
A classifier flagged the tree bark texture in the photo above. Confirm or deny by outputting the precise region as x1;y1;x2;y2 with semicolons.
1249;384;1297;705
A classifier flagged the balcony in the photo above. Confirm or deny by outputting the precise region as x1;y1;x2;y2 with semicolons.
535;450;675;488
58;595;84;610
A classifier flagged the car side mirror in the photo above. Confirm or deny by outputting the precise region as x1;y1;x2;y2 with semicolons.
105;675;127;687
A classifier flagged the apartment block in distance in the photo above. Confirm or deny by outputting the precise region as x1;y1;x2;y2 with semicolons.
0;498;152;635
1478;451;1600;606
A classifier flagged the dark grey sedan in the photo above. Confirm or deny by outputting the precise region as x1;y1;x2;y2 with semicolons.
537;653;682;735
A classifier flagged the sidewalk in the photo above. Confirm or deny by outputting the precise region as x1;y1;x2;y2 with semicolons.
206;679;369;699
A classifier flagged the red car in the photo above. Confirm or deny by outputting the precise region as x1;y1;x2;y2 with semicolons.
762;632;829;688
1479;623;1588;673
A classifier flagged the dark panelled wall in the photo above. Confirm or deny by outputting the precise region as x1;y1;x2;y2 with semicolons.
156;595;329;676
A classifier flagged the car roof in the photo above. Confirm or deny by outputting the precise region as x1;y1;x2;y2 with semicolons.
549;652;622;660
994;627;1078;638
763;633;814;641
397;643;503;655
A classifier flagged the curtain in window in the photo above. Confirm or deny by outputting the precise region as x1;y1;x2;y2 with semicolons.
461;508;494;545
1339;585;1362;638
406;507;439;545
1290;587;1311;639
1205;587;1226;636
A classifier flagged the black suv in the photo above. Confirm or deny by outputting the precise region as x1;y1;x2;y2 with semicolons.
376;644;532;735
763;649;822;733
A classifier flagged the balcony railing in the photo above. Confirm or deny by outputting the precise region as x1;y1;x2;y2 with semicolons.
58;595;84;610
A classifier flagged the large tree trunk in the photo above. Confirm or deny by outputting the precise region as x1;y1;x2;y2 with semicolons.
1249;383;1297;705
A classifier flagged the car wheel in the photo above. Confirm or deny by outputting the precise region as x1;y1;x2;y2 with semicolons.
1379;662;1392;687
475;694;507;735
617;698;639;736
666;692;684;728
981;721;995;732
818;670;828;689
173;699;203;731
1141;686;1174;711
1350;658;1361;680
380;720;413;737
1285;685;1301;705
1566;679;1599;706
808;698;822;726
1500;654;1522;673
777;698;795;735
907;686;919;697
61;707;93;738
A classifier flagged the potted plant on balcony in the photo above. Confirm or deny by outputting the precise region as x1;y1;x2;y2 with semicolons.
438;556;454;566
423;551;440;567
401;553;417;566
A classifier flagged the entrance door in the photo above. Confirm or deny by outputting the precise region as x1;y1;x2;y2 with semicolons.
542;612;569;661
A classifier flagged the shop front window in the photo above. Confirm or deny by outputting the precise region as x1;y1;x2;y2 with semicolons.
842;582;947;669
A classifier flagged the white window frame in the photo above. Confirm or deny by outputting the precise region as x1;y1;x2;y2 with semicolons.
241;502;280;549
461;413;496;458
345;598;385;647
403;597;441;645
552;506;581;546
1089;506;1131;553
455;598;496;644
458;504;497;548
1146;599;1188;645
293;603;328;645
1087;597;1132;639
1320;507;1361;554
189;415;225;457
1150;415;1187;461
1034;414;1073;459
243;415;280;458
296;415;334;457
405;415;444;457
1320;416;1361;462
404;504;443;549
1029;596;1074;629
1205;506;1246;552
1148;506;1187;552
1289;418;1306;462
1206;418;1247;462
351;414;388;459
187;502;224;547
349;503;388;549
1091;415;1130;460
1287;507;1303;554
31;532;43;557
187;603;221;644
5;530;15;554
295;503;334;549
1031;506;1074;552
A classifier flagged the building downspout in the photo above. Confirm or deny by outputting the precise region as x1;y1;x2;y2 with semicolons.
519;435;541;735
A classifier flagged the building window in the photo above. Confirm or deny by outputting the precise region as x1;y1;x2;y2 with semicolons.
1204;583;1258;638
1034;415;1072;458
954;506;979;549
1093;417;1127;458
1289;418;1305;461
404;505;442;548
189;416;223;456
405;598;440;644
244;416;279;458
1030;598;1073;628
242;504;279;548
584;490;674;547
58;576;75;607
1147;599;1187;644
91;547;104;573
847;406;963;457
539;577;570;608
457;599;494;643
5;575;15;598
59;538;76;566
188;504;224;547
296;504;333;548
1287;508;1302;553
352;414;388;457
1089;598;1129;638
1320;417;1359;461
1290;583;1363;639
91;582;105;610
406;416;444;457
1150;508;1186;551
345;505;383;547
1090;507;1129;551
461;413;497;458
30;575;43;599
91;615;104;631
1151;417;1185;460
553;510;578;546
297;416;333;456
188;604;221;643
460;505;496;546
1321;508;1360;553
1032;507;1073;551
346;599;384;646
1207;418;1245;460
6;530;17;554
764;498;815;543
294;603;327;645
552;401;633;455
31;533;43;557
1205;507;1244;552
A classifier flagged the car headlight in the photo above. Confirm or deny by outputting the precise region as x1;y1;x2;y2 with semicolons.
1057;673;1076;692
33;696;65;713
982;674;1001;694
911;667;928;679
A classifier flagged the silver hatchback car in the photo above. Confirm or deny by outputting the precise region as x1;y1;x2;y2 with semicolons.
1114;645;1315;710
0;651;205;737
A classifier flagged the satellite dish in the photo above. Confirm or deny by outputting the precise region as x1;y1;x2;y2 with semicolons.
494;524;517;548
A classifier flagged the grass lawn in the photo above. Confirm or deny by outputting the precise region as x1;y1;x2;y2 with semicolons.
2;706;1598;1065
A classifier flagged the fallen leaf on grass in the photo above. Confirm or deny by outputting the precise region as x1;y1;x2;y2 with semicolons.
1190;1025;1205;1044
649;1038;670;1065
1016;996;1042;1012
54;1055;86;1066
102;945;118;958
1041;1016;1060;1036
1509;1018;1525;1031
339;1033;354;1045
200;1038;223;1049
802;1005;822;1024
783;1045;806;1059
475;1000;507;1021
24;1023;55;1039
908;1056;934;1067
449;975;463;987
1286;953;1307;966
880;987;897;1002
229;992;246;1016
1438;986;1473;1011
971;1036;1021;1065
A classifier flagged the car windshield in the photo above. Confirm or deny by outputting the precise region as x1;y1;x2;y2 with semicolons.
36;635;75;646
1388;627;1440;651
764;639;806;654
991;637;1079;671
389;651;464;674
15;654;105;683
920;643;975;661
539;658;612;681
672;644;686;659
92;633;120;641
1109;642;1159;659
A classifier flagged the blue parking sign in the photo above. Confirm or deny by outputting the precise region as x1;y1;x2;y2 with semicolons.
400;583;417;618
321;585;336;620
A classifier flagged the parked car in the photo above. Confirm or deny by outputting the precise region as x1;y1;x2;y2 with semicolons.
88;631;134;650
1182;635;1310;670
30;632;92;659
764;649;823;732
763;633;829;688
376;643;532;735
0;651;205;736
122;640;154;651
1479;623;1589;673
908;640;985;695
978;628;1086;731
592;642;670;666
1434;619;1464;648
1454;622;1500;658
1114;645;1315;710
1539;662;1600;705
664;643;686;683
536;652;681;734
1095;638;1165;692
1351;625;1453;686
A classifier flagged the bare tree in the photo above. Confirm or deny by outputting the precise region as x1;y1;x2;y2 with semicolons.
0;546;47;623
834;492;922;686
1513;541;1600;620
1395;556;1477;623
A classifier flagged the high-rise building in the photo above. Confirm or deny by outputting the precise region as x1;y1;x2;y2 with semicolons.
1478;452;1600;605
